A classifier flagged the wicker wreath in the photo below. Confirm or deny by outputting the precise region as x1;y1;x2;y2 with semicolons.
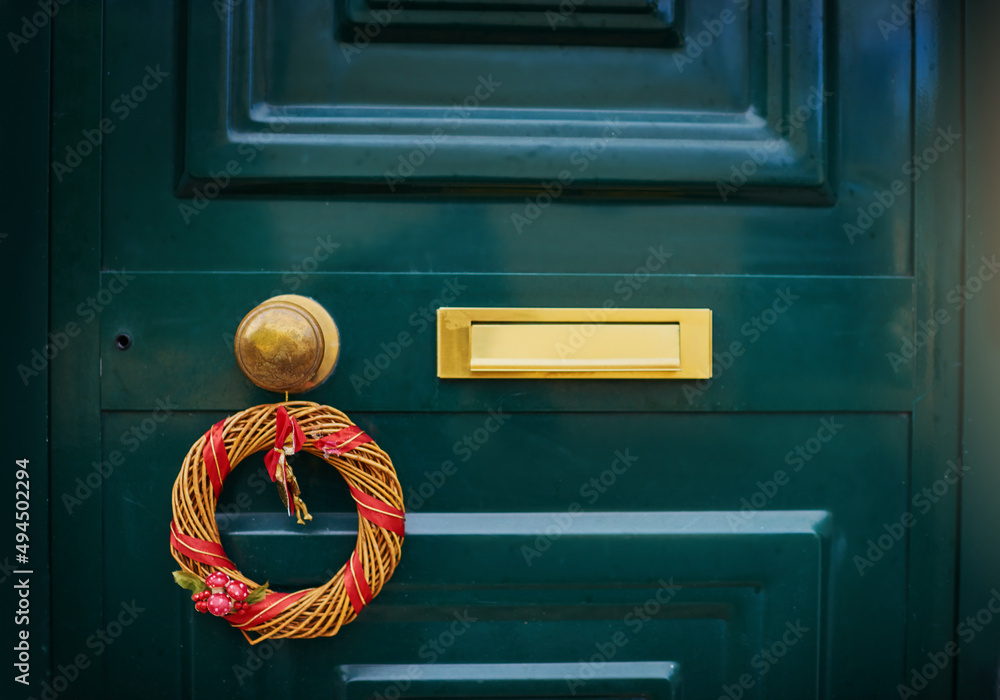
169;401;405;644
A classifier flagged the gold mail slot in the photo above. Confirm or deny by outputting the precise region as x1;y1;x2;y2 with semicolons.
438;308;712;379
470;323;681;372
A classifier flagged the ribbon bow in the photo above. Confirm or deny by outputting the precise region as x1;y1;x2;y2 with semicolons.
263;406;306;518
314;425;372;456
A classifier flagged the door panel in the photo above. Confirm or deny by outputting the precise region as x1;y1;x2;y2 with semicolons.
185;0;824;187
102;410;906;697
99;273;913;411
104;0;911;277
44;0;964;699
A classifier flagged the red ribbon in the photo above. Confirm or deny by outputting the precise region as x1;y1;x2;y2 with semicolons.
313;426;371;456
344;549;374;614
263;406;305;516
228;589;310;629
349;485;405;537
314;425;405;614
340;489;404;614
203;419;231;498
169;520;235;570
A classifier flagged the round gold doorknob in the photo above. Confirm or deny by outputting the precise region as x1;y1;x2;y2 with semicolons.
234;295;339;394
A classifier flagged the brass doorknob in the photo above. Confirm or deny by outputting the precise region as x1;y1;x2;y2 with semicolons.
234;295;339;393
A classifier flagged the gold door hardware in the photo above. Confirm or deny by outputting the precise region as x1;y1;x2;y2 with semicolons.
234;295;339;393
437;307;712;379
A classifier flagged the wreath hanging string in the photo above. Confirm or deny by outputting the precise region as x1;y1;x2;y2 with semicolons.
169;401;405;644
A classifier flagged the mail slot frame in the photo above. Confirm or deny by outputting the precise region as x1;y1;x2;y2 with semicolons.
437;307;712;379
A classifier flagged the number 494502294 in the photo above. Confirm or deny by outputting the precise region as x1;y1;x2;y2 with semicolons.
15;459;29;562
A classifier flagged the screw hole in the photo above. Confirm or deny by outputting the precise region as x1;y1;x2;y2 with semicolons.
115;333;132;351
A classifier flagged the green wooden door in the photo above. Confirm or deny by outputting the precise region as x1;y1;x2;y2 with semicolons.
17;0;970;698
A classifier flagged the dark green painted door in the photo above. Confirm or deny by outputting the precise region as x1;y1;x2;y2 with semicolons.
30;0;970;698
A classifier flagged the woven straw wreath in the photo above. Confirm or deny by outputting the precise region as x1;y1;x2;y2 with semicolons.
169;401;404;644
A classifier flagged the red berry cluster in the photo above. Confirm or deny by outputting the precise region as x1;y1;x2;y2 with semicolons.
192;571;252;617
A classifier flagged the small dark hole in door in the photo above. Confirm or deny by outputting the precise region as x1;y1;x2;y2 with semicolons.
115;333;132;351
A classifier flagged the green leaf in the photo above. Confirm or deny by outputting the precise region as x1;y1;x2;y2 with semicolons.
245;581;270;605
172;570;207;594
